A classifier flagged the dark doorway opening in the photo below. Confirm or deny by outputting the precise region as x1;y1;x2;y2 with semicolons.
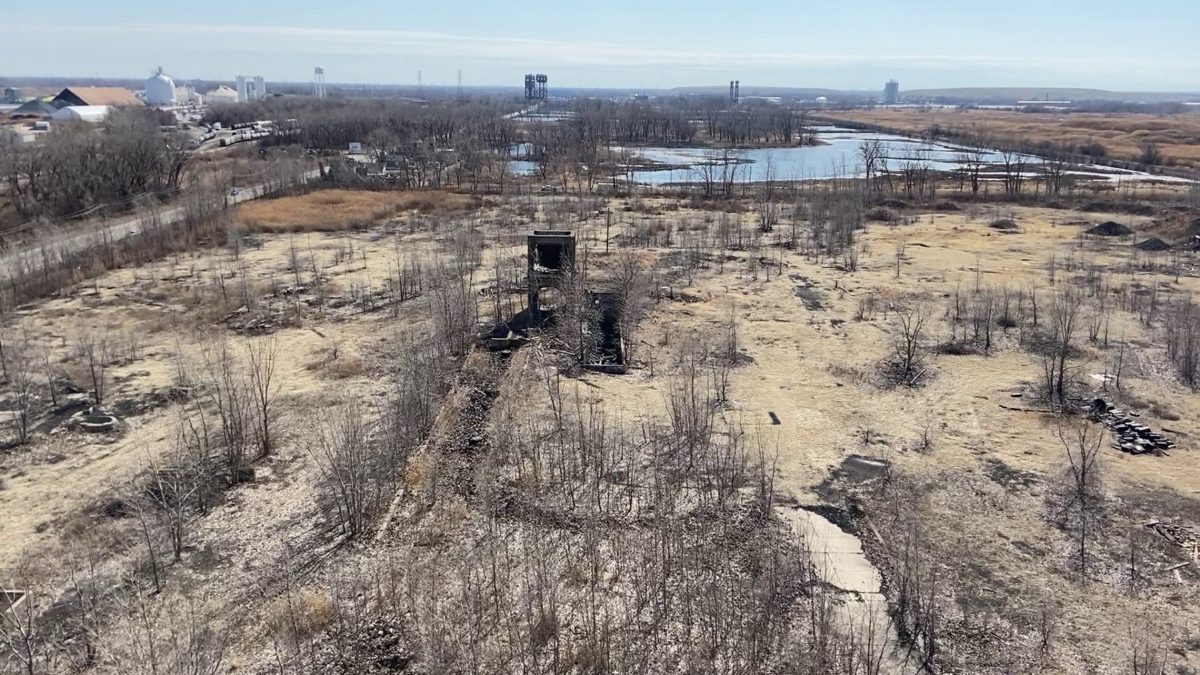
586;292;625;373
534;243;564;271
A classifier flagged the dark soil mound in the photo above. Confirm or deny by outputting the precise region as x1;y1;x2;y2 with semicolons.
1086;221;1133;237
989;218;1019;231
1135;237;1172;252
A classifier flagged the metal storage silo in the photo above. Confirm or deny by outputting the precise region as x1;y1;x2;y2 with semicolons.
146;67;177;106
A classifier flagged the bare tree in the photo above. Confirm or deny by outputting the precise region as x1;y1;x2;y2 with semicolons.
1;573;42;675
102;586;229;675
756;154;780;231
1040;288;1083;406
1138;140;1163;167
245;337;281;458
1046;421;1108;583
1042;148;1073;197
7;335;37;445
612;250;653;364
144;444;202;564
199;340;254;485
957;147;986;196
859;138;883;194
1129;619;1169;675
887;301;930;386
310;402;381;538
76;329;112;405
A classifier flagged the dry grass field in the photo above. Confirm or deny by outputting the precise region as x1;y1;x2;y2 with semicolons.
3;187;1200;672
235;189;482;232
821;108;1200;170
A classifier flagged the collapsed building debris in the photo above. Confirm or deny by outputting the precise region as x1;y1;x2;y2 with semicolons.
1;589;27;622
1090;398;1174;456
1146;520;1200;563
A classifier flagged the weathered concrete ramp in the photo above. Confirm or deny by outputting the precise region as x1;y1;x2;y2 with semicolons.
777;504;913;674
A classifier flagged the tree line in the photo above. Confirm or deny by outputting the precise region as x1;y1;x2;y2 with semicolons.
1;109;190;222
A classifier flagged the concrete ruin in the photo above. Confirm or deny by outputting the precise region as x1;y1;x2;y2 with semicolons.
584;291;626;373
70;406;120;433
527;230;576;323
513;230;626;371
2;589;26;622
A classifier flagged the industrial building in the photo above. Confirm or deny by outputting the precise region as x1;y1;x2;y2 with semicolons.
51;105;111;123
145;67;177;106
236;75;267;103
175;85;203;106
51;87;141;108
883;80;900;105
204;85;239;105
8;100;57;119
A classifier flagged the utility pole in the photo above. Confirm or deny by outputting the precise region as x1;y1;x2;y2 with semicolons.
606;209;612;254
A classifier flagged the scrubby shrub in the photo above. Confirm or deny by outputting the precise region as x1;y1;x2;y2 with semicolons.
867;206;898;223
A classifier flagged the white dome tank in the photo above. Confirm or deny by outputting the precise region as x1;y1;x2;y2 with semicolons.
146;67;177;106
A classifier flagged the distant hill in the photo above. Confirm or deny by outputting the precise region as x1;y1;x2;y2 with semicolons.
901;87;1200;104
668;86;852;99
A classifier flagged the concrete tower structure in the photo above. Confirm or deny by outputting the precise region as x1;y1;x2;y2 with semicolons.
883;80;900;105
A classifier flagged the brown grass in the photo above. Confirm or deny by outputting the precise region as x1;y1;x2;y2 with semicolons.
819;109;1200;170
264;590;335;643
236;189;481;233
305;346;367;379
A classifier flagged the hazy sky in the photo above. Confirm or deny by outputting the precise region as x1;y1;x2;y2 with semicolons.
7;0;1200;91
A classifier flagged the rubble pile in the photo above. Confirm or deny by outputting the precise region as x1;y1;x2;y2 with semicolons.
1146;520;1199;562
1089;399;1174;456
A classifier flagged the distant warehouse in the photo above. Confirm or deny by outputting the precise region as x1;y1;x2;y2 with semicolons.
50;86;142;108
51;105;111;123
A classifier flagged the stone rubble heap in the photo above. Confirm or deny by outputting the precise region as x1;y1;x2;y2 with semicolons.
1089;398;1174;456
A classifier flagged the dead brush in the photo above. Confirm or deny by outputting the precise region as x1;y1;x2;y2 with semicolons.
264;589;336;647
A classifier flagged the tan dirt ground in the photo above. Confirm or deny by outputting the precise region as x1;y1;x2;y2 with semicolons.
3;190;1200;672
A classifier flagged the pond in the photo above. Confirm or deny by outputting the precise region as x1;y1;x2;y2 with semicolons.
509;126;1185;185
622;127;1038;183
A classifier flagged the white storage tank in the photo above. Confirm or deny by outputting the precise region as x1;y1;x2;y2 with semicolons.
146;67;177;106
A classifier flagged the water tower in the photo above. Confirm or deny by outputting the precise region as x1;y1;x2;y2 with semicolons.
314;66;327;98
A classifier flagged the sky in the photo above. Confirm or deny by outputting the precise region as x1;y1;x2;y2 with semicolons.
5;0;1200;91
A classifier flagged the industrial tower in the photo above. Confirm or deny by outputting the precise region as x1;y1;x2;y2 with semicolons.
525;74;548;100
883;80;900;105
